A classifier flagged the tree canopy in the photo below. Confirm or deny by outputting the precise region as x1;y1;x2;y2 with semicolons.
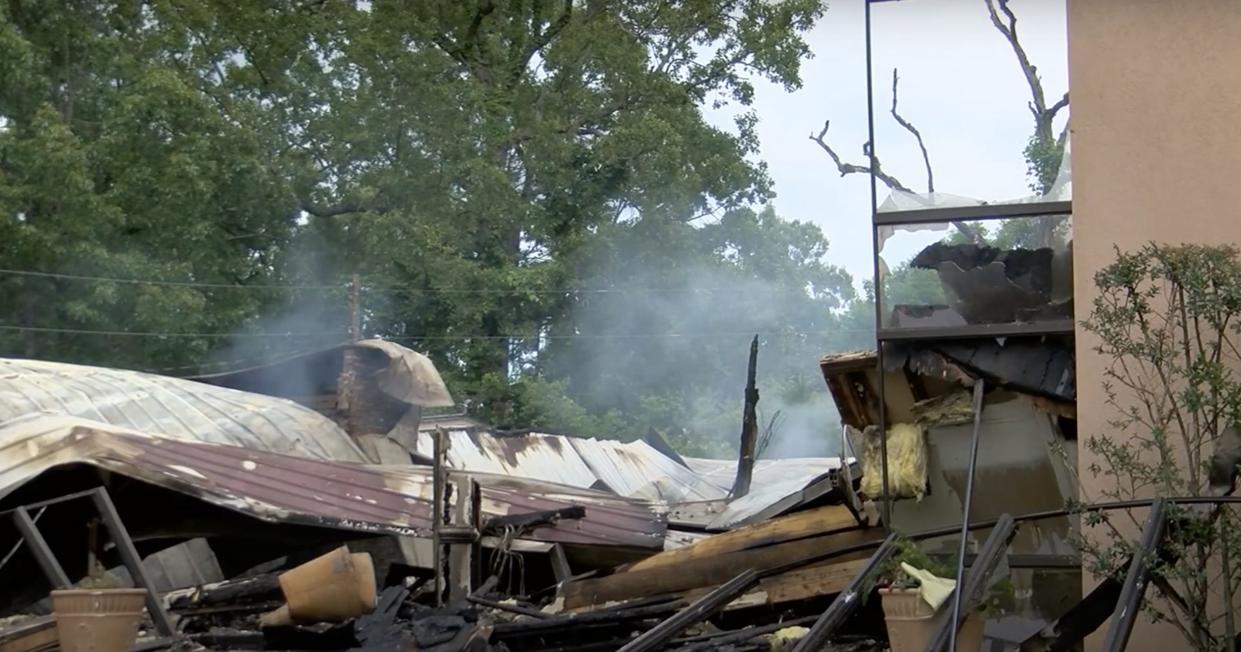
1;0;867;456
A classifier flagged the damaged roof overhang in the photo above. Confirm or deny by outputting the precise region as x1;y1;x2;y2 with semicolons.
0;415;666;550
819;336;1076;428
0;357;368;463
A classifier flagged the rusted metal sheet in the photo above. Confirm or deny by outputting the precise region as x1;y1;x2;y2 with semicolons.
566;439;724;502
0;358;365;462
0;415;665;549
409;430;600;489
404;427;852;532
680;457;850;530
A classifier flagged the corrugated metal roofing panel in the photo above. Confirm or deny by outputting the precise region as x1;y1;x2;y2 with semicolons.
677;457;850;530
0;358;365;462
0;415;665;549
410;429;600;489
404;426;854;532
567;438;726;502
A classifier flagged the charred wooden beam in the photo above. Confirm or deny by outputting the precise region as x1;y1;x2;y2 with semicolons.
467;595;552;619
432;426;449;606
791;533;899;652
491;599;687;639
617;570;758;652
678;614;818;651
170;573;281;609
483;506;585;533
447;477;477;604
562;527;879;609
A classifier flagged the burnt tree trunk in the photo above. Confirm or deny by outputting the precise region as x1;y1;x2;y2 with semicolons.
731;336;760;498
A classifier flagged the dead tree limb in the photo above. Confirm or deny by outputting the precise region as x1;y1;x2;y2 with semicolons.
891;68;933;193
985;0;1070;247
808;121;909;193
985;0;1069;147
809;73;982;244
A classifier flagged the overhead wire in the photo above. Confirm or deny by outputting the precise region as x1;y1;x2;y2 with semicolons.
0;267;847;296
0;324;346;338
0;323;875;340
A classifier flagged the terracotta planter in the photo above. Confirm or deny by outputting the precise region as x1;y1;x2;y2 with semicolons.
51;589;146;652
880;588;984;652
278;546;377;623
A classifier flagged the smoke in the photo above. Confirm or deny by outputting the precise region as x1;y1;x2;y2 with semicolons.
202;231;354;397
539;215;870;459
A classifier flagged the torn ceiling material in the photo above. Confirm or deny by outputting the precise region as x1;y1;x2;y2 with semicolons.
0;358;366;463
0;415;665;551
188;340;453;409
403;427;854;531
187;340;453;445
886;337;1076;403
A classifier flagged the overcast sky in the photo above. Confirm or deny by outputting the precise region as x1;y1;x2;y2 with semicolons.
707;0;1069;290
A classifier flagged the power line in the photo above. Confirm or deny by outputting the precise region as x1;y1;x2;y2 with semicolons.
0;324;346;338
0;323;875;340
0;267;848;296
0;268;343;290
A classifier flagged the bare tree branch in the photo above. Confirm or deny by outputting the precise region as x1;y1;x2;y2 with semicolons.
808;120;982;243
808;120;909;192
984;0;1066;146
890;68;933;193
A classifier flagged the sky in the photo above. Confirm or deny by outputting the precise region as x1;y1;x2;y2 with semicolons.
706;0;1070;290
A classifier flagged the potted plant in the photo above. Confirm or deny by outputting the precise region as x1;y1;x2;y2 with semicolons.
871;538;1009;652
51;563;147;652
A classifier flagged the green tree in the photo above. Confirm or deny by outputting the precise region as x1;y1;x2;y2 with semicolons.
0;1;304;369
1078;243;1241;649
233;0;826;406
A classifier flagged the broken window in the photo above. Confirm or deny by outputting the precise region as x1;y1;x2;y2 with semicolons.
877;207;1073;335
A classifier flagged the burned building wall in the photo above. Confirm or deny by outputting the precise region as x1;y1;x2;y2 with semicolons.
1070;1;1241;648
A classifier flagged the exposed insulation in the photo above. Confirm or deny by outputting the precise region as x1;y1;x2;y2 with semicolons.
855;423;927;500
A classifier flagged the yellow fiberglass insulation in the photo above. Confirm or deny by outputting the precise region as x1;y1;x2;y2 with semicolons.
858;422;927;501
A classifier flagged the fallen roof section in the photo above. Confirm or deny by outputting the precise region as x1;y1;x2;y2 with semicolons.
404;427;852;531
0;415;665;550
0;358;366;462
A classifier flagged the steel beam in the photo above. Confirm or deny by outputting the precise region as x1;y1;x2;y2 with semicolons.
791;533;900;652
12;507;71;589
617;569;758;652
949;381;987;651
924;514;1017;652
92;488;176;636
1101;498;1168;652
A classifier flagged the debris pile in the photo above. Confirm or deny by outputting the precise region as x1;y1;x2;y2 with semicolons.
0;348;891;650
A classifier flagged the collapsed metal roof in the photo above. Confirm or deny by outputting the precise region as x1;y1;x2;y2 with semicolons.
0;415;665;550
404;427;851;531
0;358;366;462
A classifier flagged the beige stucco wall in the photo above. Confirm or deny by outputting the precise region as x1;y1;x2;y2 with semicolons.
1070;0;1241;648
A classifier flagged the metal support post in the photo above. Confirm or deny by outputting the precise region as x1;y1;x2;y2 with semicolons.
12;507;71;589
617;569;759;652
1101;498;1168;652
92;488;176;636
949;380;986;650
792;533;900;652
